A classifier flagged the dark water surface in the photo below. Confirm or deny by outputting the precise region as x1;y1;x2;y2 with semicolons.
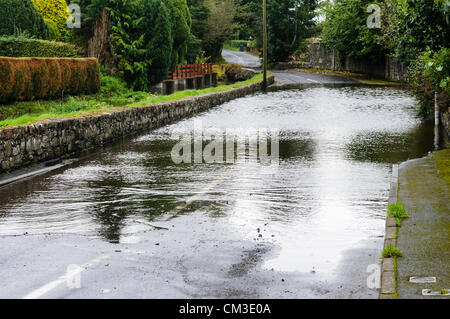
0;86;437;273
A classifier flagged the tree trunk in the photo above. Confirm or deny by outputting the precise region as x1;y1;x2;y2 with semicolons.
88;9;117;74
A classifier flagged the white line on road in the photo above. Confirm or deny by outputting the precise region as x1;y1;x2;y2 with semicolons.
307;78;319;83
22;254;109;299
164;169;232;220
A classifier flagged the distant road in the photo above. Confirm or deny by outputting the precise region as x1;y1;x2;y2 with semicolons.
222;48;358;84
222;48;262;69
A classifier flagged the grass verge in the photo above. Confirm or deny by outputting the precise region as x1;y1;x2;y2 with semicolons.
0;73;265;128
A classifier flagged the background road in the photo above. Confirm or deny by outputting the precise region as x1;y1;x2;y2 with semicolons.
221;48;358;84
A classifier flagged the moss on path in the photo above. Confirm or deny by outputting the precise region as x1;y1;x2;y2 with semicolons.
396;149;450;299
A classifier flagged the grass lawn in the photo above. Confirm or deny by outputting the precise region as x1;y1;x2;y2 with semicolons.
0;73;265;128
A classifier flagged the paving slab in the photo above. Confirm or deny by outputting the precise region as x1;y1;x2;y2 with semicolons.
396;149;450;299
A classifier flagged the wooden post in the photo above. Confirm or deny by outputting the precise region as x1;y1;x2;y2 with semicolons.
435;91;440;127
435;91;440;150
263;0;268;91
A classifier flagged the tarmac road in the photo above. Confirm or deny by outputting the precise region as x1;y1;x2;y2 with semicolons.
221;48;358;85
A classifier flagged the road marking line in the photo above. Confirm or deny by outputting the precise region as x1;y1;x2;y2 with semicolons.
22;254;109;299
164;169;232;220
307;78;319;83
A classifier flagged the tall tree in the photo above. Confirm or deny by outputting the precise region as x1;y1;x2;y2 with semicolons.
267;0;318;63
321;0;385;63
203;0;237;61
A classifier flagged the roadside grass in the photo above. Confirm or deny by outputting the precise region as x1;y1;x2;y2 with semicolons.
382;244;403;258
0;73;265;128
438;289;449;295
388;203;410;226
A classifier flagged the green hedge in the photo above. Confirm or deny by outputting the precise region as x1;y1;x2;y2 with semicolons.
0;57;100;104
0;0;49;39
0;36;83;58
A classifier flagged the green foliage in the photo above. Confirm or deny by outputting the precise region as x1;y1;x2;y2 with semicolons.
382;245;403;258
165;0;192;65
408;47;450;118
44;19;61;41
145;0;173;84
267;0;318;63
385;0;450;66
31;0;69;41
75;0;173;90
419;48;450;93
321;0;385;63
0;0;49;39
388;203;409;219
100;74;130;95
203;0;237;61
0;36;82;57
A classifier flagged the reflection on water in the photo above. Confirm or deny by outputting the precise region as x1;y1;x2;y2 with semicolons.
0;87;438;267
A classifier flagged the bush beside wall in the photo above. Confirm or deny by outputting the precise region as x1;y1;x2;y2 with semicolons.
0;37;82;58
0;57;100;104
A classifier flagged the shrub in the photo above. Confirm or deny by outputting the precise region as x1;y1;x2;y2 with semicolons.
0;57;100;104
408;47;450;118
44;19;61;41
31;0;69;41
165;0;192;65
0;0;49;39
0;36;82;57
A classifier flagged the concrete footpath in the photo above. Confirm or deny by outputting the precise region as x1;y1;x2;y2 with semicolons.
396;149;450;299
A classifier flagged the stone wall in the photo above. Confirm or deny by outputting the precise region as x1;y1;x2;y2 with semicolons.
308;43;408;83
0;76;274;174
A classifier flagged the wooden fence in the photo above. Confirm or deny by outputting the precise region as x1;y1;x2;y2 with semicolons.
165;63;219;81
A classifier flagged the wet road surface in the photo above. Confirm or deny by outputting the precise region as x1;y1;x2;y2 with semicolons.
221;48;357;84
0;87;437;299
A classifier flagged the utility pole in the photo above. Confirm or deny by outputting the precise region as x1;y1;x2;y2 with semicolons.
262;0;268;91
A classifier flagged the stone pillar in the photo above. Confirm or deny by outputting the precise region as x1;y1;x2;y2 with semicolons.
211;73;218;87
185;78;195;90
204;74;211;88
148;82;163;95
162;80;176;95
176;79;186;92
194;76;204;89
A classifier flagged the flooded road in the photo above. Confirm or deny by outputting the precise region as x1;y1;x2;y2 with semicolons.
0;86;438;298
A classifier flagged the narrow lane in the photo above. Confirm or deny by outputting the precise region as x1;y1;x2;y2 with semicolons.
0;86;436;299
221;48;358;84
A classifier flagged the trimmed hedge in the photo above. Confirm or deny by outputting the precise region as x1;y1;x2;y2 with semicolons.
0;36;82;58
0;0;49;39
0;57;100;104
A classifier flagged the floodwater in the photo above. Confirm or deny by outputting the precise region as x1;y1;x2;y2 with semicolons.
0;86;438;282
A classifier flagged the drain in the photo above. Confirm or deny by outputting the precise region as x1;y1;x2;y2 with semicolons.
409;277;437;284
422;289;450;296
